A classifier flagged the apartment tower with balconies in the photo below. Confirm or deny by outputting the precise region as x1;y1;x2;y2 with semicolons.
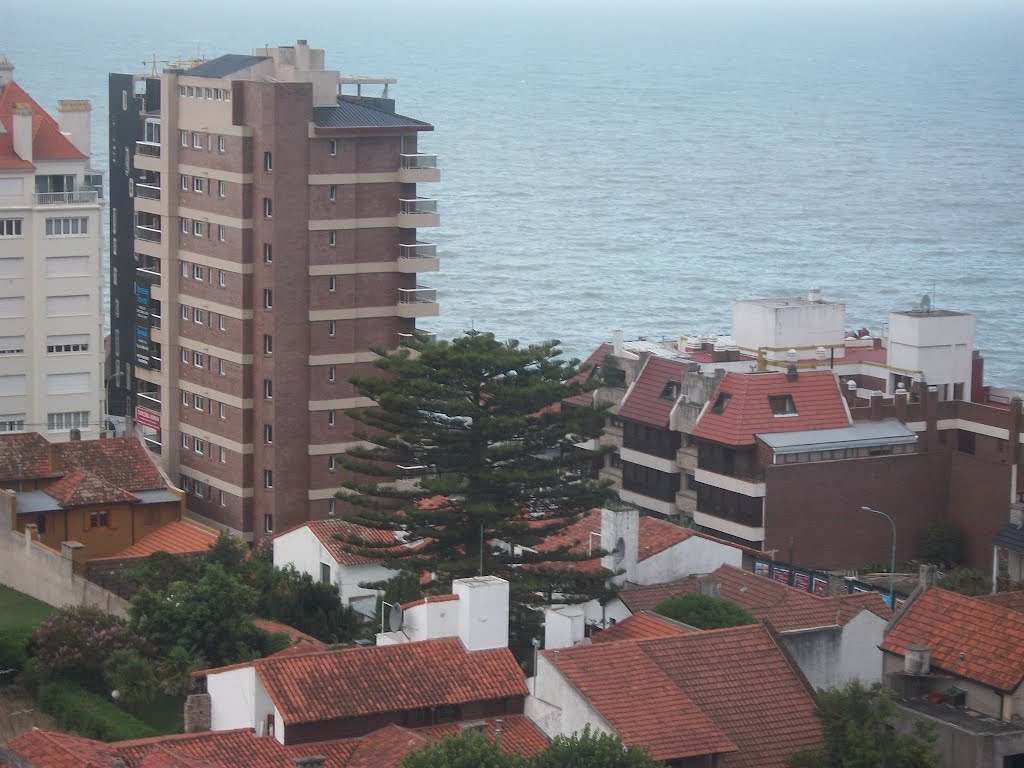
0;56;105;441
108;41;440;540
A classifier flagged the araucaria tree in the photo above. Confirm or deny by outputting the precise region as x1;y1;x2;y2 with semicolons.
338;331;614;649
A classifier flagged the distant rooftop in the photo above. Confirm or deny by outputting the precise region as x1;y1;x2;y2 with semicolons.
738;295;842;309
185;54;269;79
891;309;970;319
313;97;432;131
757;419;918;455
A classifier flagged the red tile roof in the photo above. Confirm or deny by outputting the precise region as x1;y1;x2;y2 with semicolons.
543;639;738;761
94;520;218;561
253;637;528;726
591;612;694;644
341;724;428;768
279;517;409;567
420;715;549;756
563;343;612;408
57;437;167;492
692;371;849;446
3;730;114;768
252;618;327;649
617;356;690;428
882;588;1024;693
619;564;890;632
639;625;823;768
0;80;88;170
43;467;140;507
0;432;58;482
973;591;1024;613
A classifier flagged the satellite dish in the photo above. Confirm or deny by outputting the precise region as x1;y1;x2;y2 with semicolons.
920;294;931;313
388;603;404;632
613;537;626;562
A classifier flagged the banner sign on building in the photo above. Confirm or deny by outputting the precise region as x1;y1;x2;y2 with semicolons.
134;406;160;430
134;281;152;369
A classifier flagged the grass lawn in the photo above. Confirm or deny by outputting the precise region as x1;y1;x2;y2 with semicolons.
131;694;184;735
0;585;55;633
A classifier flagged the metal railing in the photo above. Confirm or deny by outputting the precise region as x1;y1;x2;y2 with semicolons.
136;393;162;412
35;190;98;205
136;141;161;158
400;153;438;169
399;198;438;215
135;183;161;200
399;242;437;259
398;286;437;304
135;225;161;243
143;436;162;455
136;267;161;286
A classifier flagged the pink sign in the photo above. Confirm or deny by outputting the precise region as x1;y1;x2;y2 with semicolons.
135;406;161;429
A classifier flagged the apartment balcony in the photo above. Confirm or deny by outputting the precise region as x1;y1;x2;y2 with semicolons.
398;154;440;183
398;241;440;273
398;331;437;347
35;190;98;205
397;286;439;318
135;225;161;243
136;392;162;413
136;267;161;287
135;141;161;158
135;183;161;201
398;198;440;229
143;436;162;455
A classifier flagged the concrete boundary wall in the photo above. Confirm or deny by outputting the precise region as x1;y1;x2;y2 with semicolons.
0;529;128;618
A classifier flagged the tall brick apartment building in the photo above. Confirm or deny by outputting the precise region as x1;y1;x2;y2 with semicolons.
108;41;440;540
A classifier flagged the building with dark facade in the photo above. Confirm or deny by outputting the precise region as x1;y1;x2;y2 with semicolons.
108;41;439;540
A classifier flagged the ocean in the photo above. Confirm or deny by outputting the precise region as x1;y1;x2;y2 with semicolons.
5;0;1023;384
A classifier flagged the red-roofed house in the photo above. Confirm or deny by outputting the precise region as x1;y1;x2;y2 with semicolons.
194;636;528;746
527;623;823;767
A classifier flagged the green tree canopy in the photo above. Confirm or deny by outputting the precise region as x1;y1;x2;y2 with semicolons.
939;567;990;596
652;593;756;630
918;521;964;569
399;730;527;768
532;726;667;767
788;682;938;768
337;331;615;656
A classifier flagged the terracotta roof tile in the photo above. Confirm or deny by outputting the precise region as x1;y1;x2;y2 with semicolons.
591;612;694;644
43;467;140;507
254;637;528;725
619;565;890;632
617;356;690;428
563;343;612;408
341;724;428;768
882;588;1024;692
401;593;459;611
973;591;1024;613
420;715;549;756
544;639;738;761
94;520;218;561
692;371;849;446
56;437;167;492
0;432;57;482
252;618;327;648
0;80;88;170
280;517;410;567
4;730;114;768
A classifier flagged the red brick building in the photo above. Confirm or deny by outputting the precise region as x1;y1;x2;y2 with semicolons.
109;41;439;541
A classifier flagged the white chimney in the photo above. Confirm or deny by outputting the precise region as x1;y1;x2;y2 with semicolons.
904;644;931;676
0;56;13;88
600;506;639;582
544;605;585;650
453;575;509;651
58;100;91;156
612;330;624;357
808;286;822;303
12;103;32;163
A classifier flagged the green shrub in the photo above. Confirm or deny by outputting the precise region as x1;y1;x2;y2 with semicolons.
653;593;756;630
0;627;31;683
34;678;157;741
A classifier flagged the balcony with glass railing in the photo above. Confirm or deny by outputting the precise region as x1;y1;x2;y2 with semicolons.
398;154;440;183
135;214;162;243
397;285;439;318
135;141;161;158
398;241;440;273
135;182;160;200
398;197;440;229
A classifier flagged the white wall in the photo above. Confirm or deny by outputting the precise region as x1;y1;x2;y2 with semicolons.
527;653;617;741
837;610;886;687
634;536;743;585
887;311;975;400
454;575;509;651
732;298;846;359
207;666;259;731
402;598;460;642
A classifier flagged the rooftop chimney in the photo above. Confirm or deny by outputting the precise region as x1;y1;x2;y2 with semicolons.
919;563;938;591
894;385;909;423
12;102;32;163
58;99;91;156
697;575;722;599
0;55;13;88
869;391;884;420
808;286;822;303
785;363;798;383
612;330;624;357
904;644;931;676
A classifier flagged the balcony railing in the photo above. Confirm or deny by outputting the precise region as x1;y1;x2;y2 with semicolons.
149;314;162;330
400;198;438;215
135;225;161;243
136;141;161;158
399;242;437;259
400;154;438;170
398;286;437;304
136;267;161;286
398;331;438;346
136;393;162;412
36;190;98;205
149;355;162;372
135;183;161;200
143;436;162;455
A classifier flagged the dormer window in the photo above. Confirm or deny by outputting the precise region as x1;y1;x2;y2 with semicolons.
769;395;797;416
711;393;731;414
661;381;680;400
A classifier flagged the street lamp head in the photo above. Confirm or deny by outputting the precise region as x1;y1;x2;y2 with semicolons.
861;505;874;514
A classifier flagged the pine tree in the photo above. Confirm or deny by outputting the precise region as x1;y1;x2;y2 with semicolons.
336;331;615;656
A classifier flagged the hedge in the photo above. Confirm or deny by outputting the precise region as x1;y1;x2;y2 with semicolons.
0;627;31;683
34;678;158;741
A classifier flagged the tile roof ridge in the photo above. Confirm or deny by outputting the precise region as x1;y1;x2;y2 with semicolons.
760;620;820;703
7;730;106;765
113;728;258;748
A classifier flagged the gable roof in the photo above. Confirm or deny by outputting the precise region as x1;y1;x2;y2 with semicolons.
591;611;693;644
0;432;58;482
57;437;167;492
251;637;527;725
882;588;1024;693
692;371;849;447
974;591;1024;613
0;79;88;170
313;98;433;131
186;54;270;78
617;356;690;428
94;520;218;561
43;467;140;507
563;343;612;409
619;564;890;632
280;517;410;567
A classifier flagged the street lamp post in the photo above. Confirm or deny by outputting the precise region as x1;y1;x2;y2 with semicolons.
861;506;896;608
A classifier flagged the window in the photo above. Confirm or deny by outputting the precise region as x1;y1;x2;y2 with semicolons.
181;175;189;190
263;470;273;489
181;347;189;363
47;411;89;430
660;381;680;400
193;351;204;367
768;395;797;416
193;264;204;280
264;513;273;532
181;390;189;406
193;132;202;149
181;261;189;277
218;315;226;331
0;219;23;237
89;510;109;528
264;424;273;444
194;394;205;411
320;563;331;583
45;336;88;354
219;403;226;420
328;366;336;382
182;433;190;448
179;85;186;96
263;334;273;354
218;181;225;198
194;437;206;455
218;269;226;287
180;131;188;147
263;289;273;309
45;217;88;235
205;88;213;99
328;498;336;515
329;185;337;201
711;393;732;414
329;139;337;156
264;152;272;171
186;86;194;97
263;379;273;399
218;225;225;242
193;220;203;237
328;321;336;337
193;176;203;192
263;243;272;263
0;336;25;355
193;308;204;324
218;136;225;153
181;217;189;233
219;490;226;507
957;431;976;455
328;231;336;247
0;415;25;432
181;304;189;320
193;480;206;498
263;198;272;218
219;359;226;376
328;410;336;427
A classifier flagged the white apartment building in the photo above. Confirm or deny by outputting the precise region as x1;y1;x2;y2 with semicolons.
0;57;104;441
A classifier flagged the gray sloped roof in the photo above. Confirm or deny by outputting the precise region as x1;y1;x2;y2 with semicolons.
757;419;918;455
995;524;1024;554
313;98;432;130
187;54;269;79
